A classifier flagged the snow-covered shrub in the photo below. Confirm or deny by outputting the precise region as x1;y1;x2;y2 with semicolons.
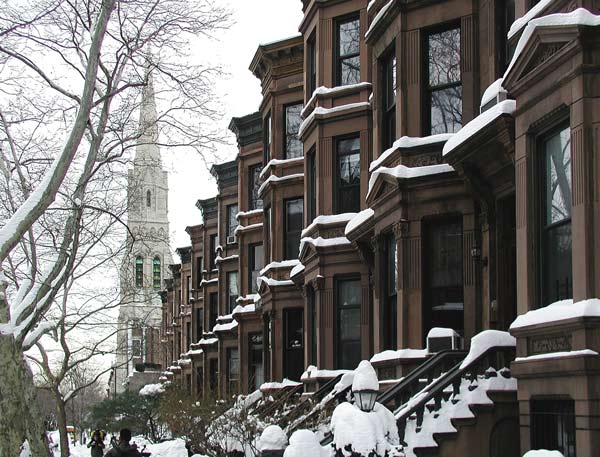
259;425;288;451
283;429;329;457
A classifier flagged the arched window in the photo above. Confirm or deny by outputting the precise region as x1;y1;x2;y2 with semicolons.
153;257;161;290
146;190;151;207
135;256;144;288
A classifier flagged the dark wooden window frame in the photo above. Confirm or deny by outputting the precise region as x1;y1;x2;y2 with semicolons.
423;22;462;136
334;13;361;87
381;45;397;151
334;134;361;214
334;274;362;370
534;118;572;308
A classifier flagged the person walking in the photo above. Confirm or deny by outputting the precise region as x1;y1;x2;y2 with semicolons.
105;429;142;457
87;430;105;457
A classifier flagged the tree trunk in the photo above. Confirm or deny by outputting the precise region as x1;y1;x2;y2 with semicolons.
55;392;70;457
0;334;51;457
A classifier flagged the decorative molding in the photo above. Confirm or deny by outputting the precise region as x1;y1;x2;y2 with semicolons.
406;30;420;86
516;159;527;229
463;230;475;286
528;334;572;355
522;42;567;77
460;15;476;73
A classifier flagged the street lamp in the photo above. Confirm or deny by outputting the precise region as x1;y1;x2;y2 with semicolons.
352;360;379;412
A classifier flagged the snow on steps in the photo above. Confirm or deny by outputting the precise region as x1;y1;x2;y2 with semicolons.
399;369;517;457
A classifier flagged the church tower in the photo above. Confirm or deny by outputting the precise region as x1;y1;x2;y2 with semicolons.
114;71;173;393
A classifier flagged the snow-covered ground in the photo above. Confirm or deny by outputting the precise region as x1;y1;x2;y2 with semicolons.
42;434;196;457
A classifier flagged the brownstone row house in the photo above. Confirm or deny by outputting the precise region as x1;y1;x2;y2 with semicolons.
158;0;600;455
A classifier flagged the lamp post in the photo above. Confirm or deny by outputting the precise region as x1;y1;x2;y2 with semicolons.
352;360;379;412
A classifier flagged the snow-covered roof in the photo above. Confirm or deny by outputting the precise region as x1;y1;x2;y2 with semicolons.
367;163;454;200
234;222;263;235
442;100;516;156
231;303;256;316
258;173;304;195
508;0;554;39
510;298;600;329
260;259;300;276
369;134;452;172
257;276;294;288
290;261;305;278
365;0;395;39
523;450;565;457
236;208;263;220
213;320;238;332
197;337;218;345
345;208;375;236
260;157;304;179
299;236;352;255
298;102;371;138
302;213;356;237
505;9;600;78
302;82;372;118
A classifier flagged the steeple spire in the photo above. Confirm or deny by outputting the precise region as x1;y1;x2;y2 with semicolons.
135;66;161;165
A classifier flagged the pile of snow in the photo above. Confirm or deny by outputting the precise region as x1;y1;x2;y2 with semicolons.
290;261;305;278
259;425;288;451
284;429;329;457
523;451;564;457
298;102;371;137
299;236;351;254
480;78;507;110
365;0;395;39
302;82;372;118
302;213;357;237
260;259;300;276
515;349;598;362
139;383;165;397
301;365;352;381
330;402;399;456
352;360;379;392
507;0;553;39
370;348;428;364
459;330;516;369
510;298;600;329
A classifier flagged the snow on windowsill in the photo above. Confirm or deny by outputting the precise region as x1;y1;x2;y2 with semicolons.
302;83;373;119
510;298;600;330
302;213;357;238
234;222;263;235
232;303;256;316
299;236;351;254
236;208;263;220
369;134;452;172
260;157;305;179
257;276;294;288
345;208;375;236
260;259;300;276
442;100;516;157
298;102;371;138
258;173;304;195
213;320;238;332
366;163;454;200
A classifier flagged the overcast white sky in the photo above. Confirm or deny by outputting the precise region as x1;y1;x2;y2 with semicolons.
164;0;304;253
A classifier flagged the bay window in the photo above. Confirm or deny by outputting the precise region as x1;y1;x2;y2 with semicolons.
426;27;462;134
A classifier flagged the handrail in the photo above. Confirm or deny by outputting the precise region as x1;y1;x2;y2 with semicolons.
395;344;515;444
251;384;297;417
258;383;304;419
286;374;347;434
377;350;467;411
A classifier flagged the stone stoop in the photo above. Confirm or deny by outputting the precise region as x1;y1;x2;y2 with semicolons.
405;371;519;457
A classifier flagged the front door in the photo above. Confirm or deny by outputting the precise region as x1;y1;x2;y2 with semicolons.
283;308;304;381
497;195;517;330
423;218;464;342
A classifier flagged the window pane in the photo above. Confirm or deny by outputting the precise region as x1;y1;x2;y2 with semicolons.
339;279;361;307
250;165;263;210
428;220;463;288
337;138;360;213
430;85;462;134
285;198;304;259
544;224;572;302
227;204;238;239
428;29;461;87
544;127;572;225
339;341;361;370
340;308;361;340
387;236;397;294
286;104;303;159
385;54;396;109
341;55;361;86
338;19;360;56
135;257;144;288
152;257;161;289
339;150;360;186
